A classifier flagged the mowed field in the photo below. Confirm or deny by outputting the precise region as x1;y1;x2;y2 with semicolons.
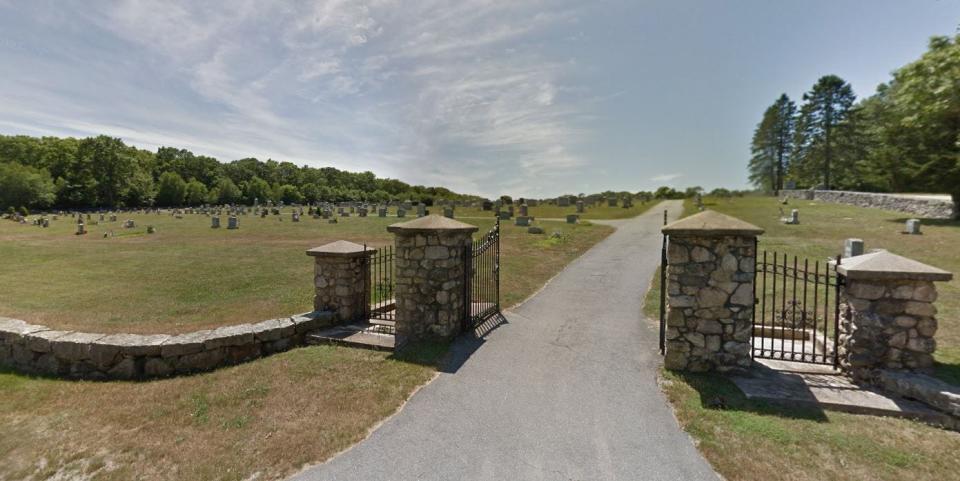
643;196;960;481
0;203;656;481
0;206;631;334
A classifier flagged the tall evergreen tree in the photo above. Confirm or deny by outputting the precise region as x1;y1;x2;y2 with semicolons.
790;75;857;189
748;94;796;192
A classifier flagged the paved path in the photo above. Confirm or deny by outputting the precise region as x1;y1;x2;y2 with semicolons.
292;200;717;481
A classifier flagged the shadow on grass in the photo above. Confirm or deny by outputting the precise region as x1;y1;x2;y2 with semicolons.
668;370;830;423
933;362;960;387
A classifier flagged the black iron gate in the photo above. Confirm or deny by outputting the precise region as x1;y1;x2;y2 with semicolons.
753;252;843;365
369;244;396;323
465;218;500;328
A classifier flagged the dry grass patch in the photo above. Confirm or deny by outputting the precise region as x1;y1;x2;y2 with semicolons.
660;369;960;481
0;344;443;481
0;213;612;334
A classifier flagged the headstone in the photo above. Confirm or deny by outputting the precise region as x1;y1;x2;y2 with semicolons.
416;203;426;217
782;209;799;225
558;197;570;207
211;216;221;228
99;214;105;221
378;207;387;217
261;210;268;218
76;223;86;235
292;212;300;222
123;219;135;229
566;214;579;224
498;211;511;220
110;214;117;222
576;200;584;213
905;219;921;235
843;238;864;258
397;208;406;218
359;207;368;217
519;204;529;216
443;207;454;218
322;210;331;219
227;216;239;230
515;216;530;227
42;218;49;228
527;226;544;234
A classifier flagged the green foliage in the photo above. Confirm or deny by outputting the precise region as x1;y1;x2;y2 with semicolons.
214;178;242;204
0;134;481;209
275;184;304;204
748;94;796;192
654;186;685;199
244;177;273;205
155;172;187;207
790;75;859;190
0;162;56;211
184;180;208;206
752;35;960;216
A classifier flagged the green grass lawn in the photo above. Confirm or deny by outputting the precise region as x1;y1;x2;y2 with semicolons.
641;196;960;481
0;207;619;481
0;343;444;481
0;211;613;334
660;369;960;481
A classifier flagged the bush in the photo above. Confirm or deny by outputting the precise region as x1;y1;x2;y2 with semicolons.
19;206;29;217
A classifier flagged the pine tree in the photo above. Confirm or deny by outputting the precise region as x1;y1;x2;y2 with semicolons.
748;94;795;192
791;75;857;189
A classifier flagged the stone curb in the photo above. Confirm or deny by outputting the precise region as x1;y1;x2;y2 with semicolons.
0;312;334;380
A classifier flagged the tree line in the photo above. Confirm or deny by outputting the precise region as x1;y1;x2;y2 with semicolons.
0;135;480;210
748;35;960;207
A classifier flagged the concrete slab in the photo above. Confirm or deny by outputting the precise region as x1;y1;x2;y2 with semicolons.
306;322;395;351
730;359;958;429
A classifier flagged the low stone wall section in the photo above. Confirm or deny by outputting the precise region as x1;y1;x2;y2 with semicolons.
781;190;956;219
0;311;333;380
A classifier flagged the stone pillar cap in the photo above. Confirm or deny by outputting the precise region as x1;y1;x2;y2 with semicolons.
662;210;764;236
306;240;375;257
836;250;953;281
387;215;479;234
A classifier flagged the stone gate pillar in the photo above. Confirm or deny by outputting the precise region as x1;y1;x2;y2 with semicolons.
306;241;374;322
835;250;952;380
388;215;478;346
662;211;764;372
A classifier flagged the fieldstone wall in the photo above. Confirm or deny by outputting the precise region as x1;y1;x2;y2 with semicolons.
664;235;756;372
781;190;956;219
307;242;373;323
0;312;333;380
839;279;939;379
393;231;473;344
389;216;478;345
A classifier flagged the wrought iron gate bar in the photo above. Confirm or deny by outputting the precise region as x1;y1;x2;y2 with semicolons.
465;217;500;329
752;250;841;365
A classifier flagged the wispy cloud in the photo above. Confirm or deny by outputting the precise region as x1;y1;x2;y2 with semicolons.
0;0;593;197
651;173;683;183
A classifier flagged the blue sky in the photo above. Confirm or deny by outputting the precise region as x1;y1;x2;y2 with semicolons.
1;1;958;198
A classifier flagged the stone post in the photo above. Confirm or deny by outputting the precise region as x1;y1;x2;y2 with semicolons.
388;215;478;346
662;210;764;372
306;241;375;323
835;250;952;380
